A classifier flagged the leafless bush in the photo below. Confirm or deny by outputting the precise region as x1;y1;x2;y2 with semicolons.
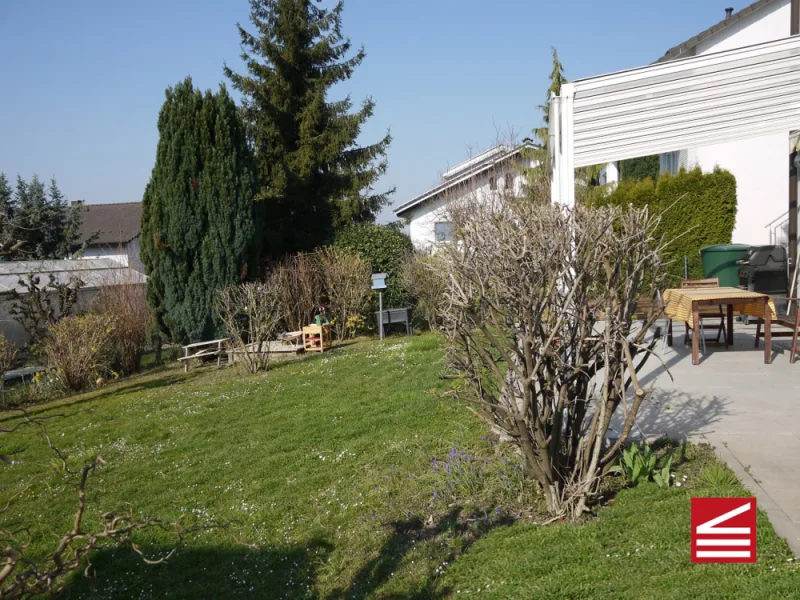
317;247;371;342
399;252;446;329
92;266;149;375
216;279;282;374
269;253;324;332
0;410;222;598
44;313;116;392
427;191;668;518
9;272;83;354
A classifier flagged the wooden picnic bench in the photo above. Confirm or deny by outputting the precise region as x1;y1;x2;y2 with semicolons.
178;338;229;372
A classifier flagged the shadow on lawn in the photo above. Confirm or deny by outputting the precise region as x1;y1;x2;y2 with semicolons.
59;509;512;599
62;539;335;599
327;508;515;600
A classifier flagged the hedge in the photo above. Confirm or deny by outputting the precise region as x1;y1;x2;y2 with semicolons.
589;167;737;285
333;224;414;324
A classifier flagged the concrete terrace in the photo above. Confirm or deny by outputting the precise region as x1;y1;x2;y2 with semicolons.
632;320;800;554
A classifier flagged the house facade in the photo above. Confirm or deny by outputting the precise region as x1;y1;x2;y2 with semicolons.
654;0;797;244
393;141;539;248
75;201;143;271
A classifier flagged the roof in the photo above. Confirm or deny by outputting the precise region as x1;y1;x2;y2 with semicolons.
394;141;539;217
655;0;779;63
0;258;146;294
77;202;142;246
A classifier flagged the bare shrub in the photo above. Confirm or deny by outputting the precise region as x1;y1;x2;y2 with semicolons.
44;313;116;392
92;266;149;375
9;272;83;355
317;247;371;341
216;280;282;374
427;192;667;518
399;252;446;329
0;410;222;598
269;252;324;332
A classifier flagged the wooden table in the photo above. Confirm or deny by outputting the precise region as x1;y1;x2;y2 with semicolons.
662;287;776;365
178;338;229;372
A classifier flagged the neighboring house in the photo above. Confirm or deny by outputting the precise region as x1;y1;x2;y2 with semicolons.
393;140;539;248
75;201;143;271
652;0;797;244
0;259;147;348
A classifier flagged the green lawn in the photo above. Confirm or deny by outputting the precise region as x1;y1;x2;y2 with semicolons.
1;335;797;599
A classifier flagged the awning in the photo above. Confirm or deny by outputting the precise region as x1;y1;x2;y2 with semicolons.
550;35;800;205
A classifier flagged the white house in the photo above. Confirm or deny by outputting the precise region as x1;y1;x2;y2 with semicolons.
651;0;797;244
393;140;539;248
74;201;144;271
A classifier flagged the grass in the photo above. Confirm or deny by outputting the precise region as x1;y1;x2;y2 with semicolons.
1;334;798;599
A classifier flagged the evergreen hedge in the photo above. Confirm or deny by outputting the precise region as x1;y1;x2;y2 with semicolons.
333;224;414;321
589;167;737;285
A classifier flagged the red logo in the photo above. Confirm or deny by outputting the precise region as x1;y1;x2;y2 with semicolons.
691;497;756;563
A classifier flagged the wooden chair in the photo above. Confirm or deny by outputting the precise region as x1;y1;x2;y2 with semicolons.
754;297;800;364
680;278;727;351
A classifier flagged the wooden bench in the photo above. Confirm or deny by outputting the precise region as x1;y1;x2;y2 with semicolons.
178;338;229;372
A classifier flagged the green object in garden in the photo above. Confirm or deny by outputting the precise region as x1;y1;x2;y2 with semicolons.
700;244;752;287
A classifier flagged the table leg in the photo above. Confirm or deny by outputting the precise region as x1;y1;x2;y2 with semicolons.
764;299;772;364
692;304;700;365
667;318;673;347
184;347;189;373
726;304;734;346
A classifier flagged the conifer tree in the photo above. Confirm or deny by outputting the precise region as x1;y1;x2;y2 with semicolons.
140;77;259;343
3;174;80;259
224;0;393;256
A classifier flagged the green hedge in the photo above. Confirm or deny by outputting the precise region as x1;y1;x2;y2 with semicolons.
333;224;414;324
619;155;660;182
589;167;737;285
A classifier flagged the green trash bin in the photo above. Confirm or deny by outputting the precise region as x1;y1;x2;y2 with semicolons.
699;244;752;287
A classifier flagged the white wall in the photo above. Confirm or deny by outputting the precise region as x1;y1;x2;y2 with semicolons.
693;132;787;243
695;1;791;54
404;165;530;249
659;0;792;244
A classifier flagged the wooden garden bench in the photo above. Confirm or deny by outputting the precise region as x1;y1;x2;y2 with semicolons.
178;338;229;372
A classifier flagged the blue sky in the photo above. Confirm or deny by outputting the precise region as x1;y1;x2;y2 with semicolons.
0;0;739;222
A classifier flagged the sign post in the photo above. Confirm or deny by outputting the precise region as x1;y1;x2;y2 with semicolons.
371;273;388;341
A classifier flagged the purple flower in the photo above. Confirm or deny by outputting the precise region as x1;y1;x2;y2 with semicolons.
433;491;439;500
450;449;457;458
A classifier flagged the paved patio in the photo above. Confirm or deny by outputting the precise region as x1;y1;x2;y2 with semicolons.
631;320;800;555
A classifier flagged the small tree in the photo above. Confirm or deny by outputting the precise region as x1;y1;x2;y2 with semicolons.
9;272;83;353
269;253;325;332
93;266;150;375
216;280;282;374
317;247;371;341
427;191;668;517
399;252;446;330
44;314;116;392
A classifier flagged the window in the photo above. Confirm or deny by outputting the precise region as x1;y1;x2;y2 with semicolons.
434;221;453;243
489;176;496;190
505;172;514;190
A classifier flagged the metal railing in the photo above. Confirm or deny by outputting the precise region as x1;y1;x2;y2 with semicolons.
765;210;790;246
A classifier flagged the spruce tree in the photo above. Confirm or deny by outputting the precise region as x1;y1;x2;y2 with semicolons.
535;47;567;151
224;0;393;257
140;77;259;343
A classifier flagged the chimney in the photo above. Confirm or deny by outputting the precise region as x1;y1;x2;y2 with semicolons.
725;7;734;19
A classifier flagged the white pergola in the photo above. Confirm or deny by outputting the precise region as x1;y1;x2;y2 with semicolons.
549;35;800;207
